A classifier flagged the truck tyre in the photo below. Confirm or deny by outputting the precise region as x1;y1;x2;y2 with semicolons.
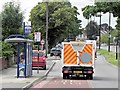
90;74;93;80
63;74;69;79
88;74;93;80
59;55;61;58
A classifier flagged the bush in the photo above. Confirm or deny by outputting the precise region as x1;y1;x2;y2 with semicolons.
1;41;14;58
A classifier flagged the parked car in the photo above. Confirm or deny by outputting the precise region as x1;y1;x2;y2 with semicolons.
50;47;61;58
32;50;46;70
56;44;63;49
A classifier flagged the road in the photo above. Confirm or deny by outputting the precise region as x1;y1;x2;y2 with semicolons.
31;54;118;89
88;54;118;88
32;58;92;89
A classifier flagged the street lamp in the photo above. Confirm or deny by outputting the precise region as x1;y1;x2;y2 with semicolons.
116;29;120;59
99;12;101;49
108;12;111;52
45;1;48;58
87;18;89;38
115;37;118;59
96;12;102;49
87;15;91;39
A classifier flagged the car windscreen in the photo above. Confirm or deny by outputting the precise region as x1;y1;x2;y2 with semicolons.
51;48;56;50
33;51;43;57
51;47;61;51
56;48;61;51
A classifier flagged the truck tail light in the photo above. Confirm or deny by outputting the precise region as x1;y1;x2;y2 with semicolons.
64;70;72;73
88;71;92;74
64;70;68;73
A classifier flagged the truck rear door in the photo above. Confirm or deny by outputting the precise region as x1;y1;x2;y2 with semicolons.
63;43;77;65
62;41;94;67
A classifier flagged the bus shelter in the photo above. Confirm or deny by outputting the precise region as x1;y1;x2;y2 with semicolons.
5;34;33;78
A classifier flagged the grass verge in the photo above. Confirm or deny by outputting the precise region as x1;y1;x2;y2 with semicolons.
97;49;118;67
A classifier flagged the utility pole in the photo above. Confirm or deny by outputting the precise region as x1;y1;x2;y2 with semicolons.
46;2;48;58
87;18;89;38
108;12;111;52
116;30;119;60
87;15;91;39
116;37;118;59
99;12;101;49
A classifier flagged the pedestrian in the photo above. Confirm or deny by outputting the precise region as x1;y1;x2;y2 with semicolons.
19;52;25;76
20;52;24;64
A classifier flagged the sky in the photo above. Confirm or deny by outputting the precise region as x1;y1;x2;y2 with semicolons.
0;0;117;28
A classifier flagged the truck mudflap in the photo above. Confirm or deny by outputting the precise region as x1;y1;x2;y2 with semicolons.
62;66;94;80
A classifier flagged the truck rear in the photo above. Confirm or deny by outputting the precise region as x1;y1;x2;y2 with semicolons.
62;40;96;79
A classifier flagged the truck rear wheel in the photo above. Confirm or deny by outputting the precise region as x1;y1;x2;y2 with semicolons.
90;74;93;80
87;74;93;80
63;74;69;79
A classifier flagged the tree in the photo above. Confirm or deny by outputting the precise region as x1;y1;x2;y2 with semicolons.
82;2;120;41
2;2;23;40
85;21;99;38
89;2;120;30
0;13;2;41
30;2;81;48
82;5;98;20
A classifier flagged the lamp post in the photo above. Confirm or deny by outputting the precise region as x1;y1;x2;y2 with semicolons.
37;28;40;74
87;15;91;39
99;12;101;49
108;12;111;52
116;36;118;59
116;29;119;60
96;12;102;49
46;1;48;58
87;18;89;38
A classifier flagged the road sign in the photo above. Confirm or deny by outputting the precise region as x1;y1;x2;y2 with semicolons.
24;22;31;34
34;32;41;42
41;39;45;45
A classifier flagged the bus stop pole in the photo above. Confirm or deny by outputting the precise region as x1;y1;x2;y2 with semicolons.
17;43;20;78
37;42;39;73
24;42;27;78
116;41;118;60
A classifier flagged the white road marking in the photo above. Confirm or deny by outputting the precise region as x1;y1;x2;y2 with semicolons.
63;82;66;84
70;80;72;82
54;80;56;82
53;60;60;62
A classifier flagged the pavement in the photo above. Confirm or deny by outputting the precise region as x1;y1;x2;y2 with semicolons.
0;56;57;90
